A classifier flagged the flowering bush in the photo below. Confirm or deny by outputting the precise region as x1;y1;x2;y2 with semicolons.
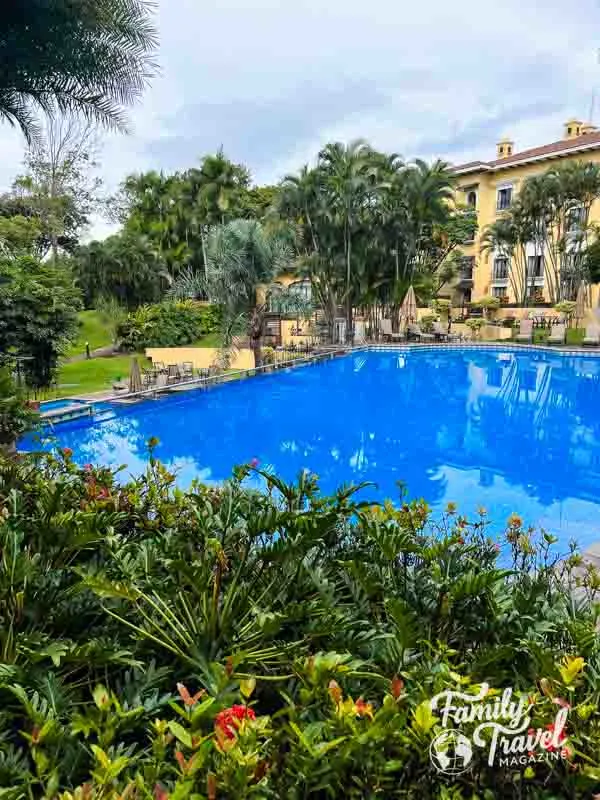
0;450;598;797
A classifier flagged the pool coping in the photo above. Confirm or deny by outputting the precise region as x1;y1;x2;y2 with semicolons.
54;341;600;408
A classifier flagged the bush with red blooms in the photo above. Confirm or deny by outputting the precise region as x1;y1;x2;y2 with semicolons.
0;450;598;798
215;704;256;740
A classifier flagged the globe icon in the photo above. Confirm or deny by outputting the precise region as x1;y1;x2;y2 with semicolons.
430;731;473;775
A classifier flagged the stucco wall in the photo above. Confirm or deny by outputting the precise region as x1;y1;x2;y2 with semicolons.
145;347;255;371
454;149;600;303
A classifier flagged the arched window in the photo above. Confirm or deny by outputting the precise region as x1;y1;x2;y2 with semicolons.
467;191;477;208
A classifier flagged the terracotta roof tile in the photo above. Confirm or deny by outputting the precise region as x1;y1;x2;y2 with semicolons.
453;131;600;174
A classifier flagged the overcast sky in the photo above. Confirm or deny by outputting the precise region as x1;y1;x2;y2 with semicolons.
2;0;600;238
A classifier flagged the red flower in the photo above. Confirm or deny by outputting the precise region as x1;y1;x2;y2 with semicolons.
250;458;259;468
84;463;93;472
62;447;73;459
391;675;404;699
214;705;256;740
457;537;465;545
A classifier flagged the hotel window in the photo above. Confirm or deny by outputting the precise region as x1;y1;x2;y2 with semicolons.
460;255;475;279
492;257;508;280
527;255;543;278
497;186;513;210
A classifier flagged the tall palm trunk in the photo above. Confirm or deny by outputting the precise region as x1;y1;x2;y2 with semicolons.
345;221;353;343
249;306;264;368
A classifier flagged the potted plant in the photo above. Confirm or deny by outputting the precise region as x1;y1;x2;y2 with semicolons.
471;296;501;321
465;318;485;340
419;313;438;333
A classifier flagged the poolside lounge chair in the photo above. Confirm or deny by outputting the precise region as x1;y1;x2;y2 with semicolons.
432;321;448;341
166;364;182;385
380;318;404;342
583;324;600;346
142;369;158;389
181;362;195;380
408;323;434;342
515;319;533;343
548;323;566;345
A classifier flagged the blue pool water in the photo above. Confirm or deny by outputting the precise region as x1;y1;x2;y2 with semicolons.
40;398;85;412
20;348;600;549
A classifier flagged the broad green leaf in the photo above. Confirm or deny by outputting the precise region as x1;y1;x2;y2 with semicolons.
168;720;193;748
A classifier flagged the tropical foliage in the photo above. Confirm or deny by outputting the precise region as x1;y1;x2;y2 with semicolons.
168;220;295;366
0;450;598;798
482;161;600;304
74;232;170;308
0;368;38;449
0;0;157;141
278;145;476;337
0;255;81;389
113;152;263;280
117;300;221;349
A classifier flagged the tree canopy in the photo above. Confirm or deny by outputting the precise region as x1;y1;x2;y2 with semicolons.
0;0;158;142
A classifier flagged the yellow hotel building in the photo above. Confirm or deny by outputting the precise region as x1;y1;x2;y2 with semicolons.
451;119;600;307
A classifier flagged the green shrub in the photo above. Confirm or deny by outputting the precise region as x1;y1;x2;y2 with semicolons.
553;301;577;318
0;451;598;797
465;317;485;338
117;301;222;349
431;298;452;315
419;313;438;332
0;367;38;449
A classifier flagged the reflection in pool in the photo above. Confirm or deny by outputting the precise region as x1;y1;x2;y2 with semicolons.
20;348;600;549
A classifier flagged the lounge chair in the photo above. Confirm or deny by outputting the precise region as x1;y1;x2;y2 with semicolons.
378;318;404;342
181;362;195;380
583;324;600;346
515;319;533;343
142;369;158;389
432;321;448;341
548;323;566;345
166;364;182;384
408;323;434;342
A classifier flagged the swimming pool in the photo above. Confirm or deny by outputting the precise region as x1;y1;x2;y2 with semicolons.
19;348;600;549
40;398;86;412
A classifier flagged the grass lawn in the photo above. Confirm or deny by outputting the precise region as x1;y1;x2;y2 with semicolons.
191;331;222;347
46;354;151;399
66;310;113;357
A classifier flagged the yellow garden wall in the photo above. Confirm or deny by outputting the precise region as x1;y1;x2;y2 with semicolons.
145;347;255;371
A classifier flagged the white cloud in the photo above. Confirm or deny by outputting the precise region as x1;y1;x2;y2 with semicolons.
1;0;600;238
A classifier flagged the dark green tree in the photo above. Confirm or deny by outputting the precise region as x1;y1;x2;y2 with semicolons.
0;256;81;389
73;232;170;308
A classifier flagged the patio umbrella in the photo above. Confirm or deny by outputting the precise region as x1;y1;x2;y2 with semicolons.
575;281;587;324
129;357;142;393
400;285;417;325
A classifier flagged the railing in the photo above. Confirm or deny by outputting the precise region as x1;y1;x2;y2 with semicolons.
102;346;359;405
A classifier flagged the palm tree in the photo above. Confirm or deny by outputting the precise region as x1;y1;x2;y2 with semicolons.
0;0;157;142
319;140;374;340
197;220;292;368
279;165;322;254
